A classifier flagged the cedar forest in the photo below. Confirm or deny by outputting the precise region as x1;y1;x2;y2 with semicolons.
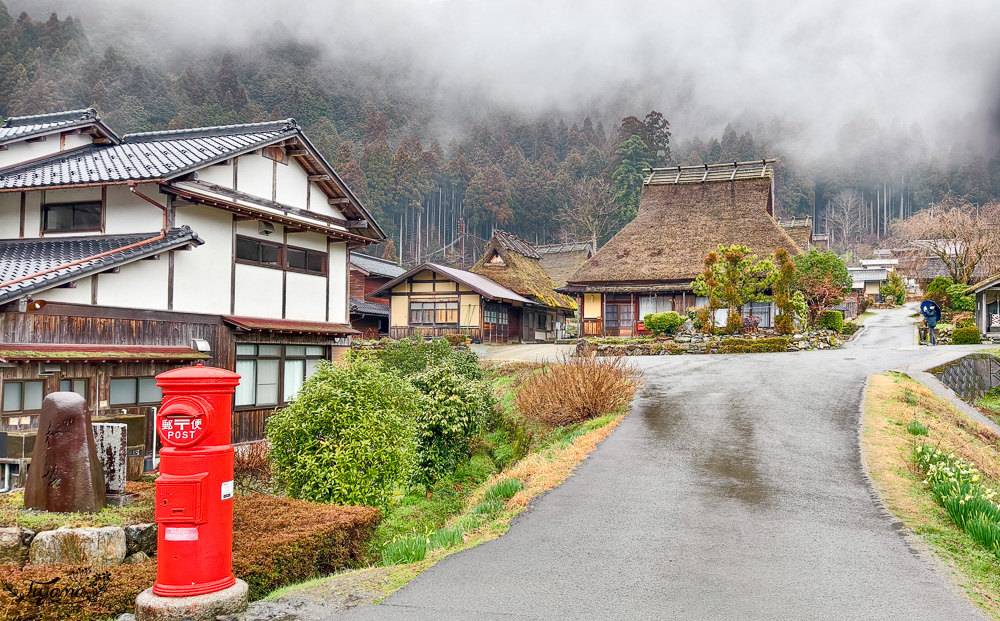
4;8;1000;264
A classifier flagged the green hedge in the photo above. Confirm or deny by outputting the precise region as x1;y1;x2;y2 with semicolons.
817;310;844;333
644;312;684;336
718;337;789;353
952;326;982;345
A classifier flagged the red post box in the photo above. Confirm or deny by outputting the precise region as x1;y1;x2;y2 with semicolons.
152;363;241;598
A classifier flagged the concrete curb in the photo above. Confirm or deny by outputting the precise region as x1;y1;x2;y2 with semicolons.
899;349;1000;436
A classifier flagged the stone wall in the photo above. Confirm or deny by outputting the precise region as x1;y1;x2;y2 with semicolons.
931;353;1000;402
575;329;843;357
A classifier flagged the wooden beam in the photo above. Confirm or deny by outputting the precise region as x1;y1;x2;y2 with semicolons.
25;136;46;143
287;150;308;157
328;198;350;205
345;219;368;229
308;174;331;181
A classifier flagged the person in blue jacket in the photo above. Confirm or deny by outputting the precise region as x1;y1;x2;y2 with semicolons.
920;300;942;346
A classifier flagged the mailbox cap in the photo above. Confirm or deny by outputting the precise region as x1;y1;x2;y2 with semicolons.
156;363;241;386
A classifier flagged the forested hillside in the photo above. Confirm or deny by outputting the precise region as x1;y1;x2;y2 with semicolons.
3;6;999;263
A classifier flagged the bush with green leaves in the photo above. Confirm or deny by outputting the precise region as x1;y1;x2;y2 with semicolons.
266;359;421;509
410;362;496;490
718;337;788;353
952;326;982;345
881;271;907;306
373;336;485;381
644;311;684;336
925;276;953;307
817;310;844;333
946;283;975;312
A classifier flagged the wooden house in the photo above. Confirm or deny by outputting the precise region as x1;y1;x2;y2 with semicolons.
559;160;801;336
967;275;1000;338
535;241;595;289
777;217;813;251
374;232;576;343
0;109;383;481
349;253;406;338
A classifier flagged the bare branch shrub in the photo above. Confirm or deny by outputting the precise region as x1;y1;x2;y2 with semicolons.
516;355;642;426
234;440;273;495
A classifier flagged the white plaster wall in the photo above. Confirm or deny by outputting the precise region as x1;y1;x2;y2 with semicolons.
96;258;169;310
196;162;235;188
234;264;283;318
275;157;308;210
104;184;163;234
0;140;61;169
0;193;20;237
286;231;327;252
173;204;233;315
63;134;91;150
308;182;344;219
235;153;273;201
36;276;92;304
44;187;101;204
328;242;348;323
23;192;40;237
285;272;327;321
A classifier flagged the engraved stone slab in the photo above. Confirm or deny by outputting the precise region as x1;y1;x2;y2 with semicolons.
93;422;128;494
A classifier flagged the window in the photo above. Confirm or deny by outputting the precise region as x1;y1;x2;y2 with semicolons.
109;378;162;406
409;301;458;326
42;201;102;233
60;379;88;399
235;344;326;407
2;380;44;413
484;304;508;326
638;295;673;318
236;236;282;266
236;236;327;275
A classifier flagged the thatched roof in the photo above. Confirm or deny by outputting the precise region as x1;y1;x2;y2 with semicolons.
563;173;801;293
472;231;577;310
536;241;595;288
778;217;812;252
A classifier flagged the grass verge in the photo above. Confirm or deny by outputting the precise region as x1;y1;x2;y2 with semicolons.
862;372;1000;618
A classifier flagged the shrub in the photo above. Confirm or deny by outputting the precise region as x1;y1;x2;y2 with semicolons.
445;333;469;346
232;495;381;598
718;337;789;353
882;272;907;306
954;313;976;329
724;312;743;335
517;356;642;426
775;313;794;335
0;495;381;619
410;363;496;490
926;276;953;307
644;311;684;336
266;359;420;509
952;326;982;345
367;337;453;377
946;283;975;312
840;322;860;336
817;310;844;333
741;314;761;334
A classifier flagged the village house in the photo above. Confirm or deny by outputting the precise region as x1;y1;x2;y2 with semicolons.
778;217;816;251
349;253;406;338
373;231;576;343
967;275;1000;339
559;160;802;336
0;108;383;482
848;267;889;301
535;241;595;289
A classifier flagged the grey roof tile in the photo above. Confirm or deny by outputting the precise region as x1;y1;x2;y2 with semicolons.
350;253;406;278
0;108;120;146
0;120;299;190
0;227;203;303
349;296;390;317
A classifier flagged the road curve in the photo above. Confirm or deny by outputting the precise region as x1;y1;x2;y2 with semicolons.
341;307;985;620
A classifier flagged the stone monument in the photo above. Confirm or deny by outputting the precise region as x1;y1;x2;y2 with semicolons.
24;392;107;512
93;422;129;504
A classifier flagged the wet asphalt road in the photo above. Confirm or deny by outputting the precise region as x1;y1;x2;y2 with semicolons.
342;307;985;620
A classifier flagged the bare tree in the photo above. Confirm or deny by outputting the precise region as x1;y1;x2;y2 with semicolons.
892;197;1000;283
556;176;617;250
826;189;864;251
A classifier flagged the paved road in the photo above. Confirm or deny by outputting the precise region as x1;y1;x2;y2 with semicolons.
341;307;986;620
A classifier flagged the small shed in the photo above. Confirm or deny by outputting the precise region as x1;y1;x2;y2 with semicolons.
967;275;1000;338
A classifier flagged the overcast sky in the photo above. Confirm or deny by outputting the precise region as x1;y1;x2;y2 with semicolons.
18;0;1000;152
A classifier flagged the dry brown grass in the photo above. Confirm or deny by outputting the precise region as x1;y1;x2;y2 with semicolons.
234;440;273;494
516;355;642;426
862;373;1000;617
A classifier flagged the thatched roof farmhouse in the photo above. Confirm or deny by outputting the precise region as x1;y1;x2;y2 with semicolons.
560;159;801;336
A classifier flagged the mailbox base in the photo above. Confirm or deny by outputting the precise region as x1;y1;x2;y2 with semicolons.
135;578;248;621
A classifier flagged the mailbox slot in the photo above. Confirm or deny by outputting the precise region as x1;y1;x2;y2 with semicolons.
156;472;207;524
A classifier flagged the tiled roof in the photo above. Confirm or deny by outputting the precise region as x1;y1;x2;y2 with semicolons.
0;227;203;303
848;268;888;282
0;108;119;146
371;262;536;306
349;296;389;317
350;253;406;279
222;316;360;335
0;119;299;190
0;344;209;363
644;159;774;185
490;230;540;259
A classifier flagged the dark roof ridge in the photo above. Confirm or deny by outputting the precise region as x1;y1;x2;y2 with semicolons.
0;225;196;246
4;108;98;128
124;119;299;142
